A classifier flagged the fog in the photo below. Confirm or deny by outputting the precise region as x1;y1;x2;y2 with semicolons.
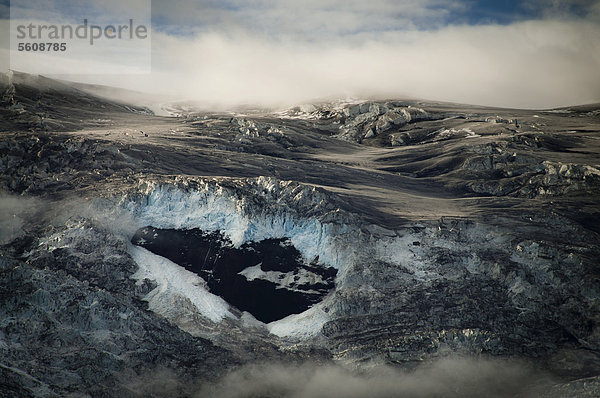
157;20;600;109
0;193;40;245
2;1;600;109
124;357;555;398
43;18;600;110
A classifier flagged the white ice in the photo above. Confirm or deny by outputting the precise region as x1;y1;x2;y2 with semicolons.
122;179;363;338
124;181;351;271
129;245;234;323
239;263;326;293
267;303;330;339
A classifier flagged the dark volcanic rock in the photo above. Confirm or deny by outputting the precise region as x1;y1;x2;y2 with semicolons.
1;74;599;396
0;222;240;397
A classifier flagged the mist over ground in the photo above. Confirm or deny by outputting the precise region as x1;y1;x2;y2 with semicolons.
1;1;600;109
1;2;600;397
0;192;39;244
137;19;600;109
125;357;555;398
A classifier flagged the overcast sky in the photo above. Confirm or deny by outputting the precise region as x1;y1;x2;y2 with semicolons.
1;0;600;108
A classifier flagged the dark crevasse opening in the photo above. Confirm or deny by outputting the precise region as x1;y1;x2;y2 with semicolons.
131;226;337;323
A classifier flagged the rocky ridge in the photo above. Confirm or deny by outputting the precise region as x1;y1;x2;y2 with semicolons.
1;74;599;396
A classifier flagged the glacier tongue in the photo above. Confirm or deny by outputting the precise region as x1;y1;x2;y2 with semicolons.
268;303;331;339
130;245;234;323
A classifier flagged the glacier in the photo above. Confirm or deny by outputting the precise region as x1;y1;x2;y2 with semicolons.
120;177;359;337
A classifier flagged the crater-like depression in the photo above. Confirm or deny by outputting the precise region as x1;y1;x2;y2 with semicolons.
131;226;337;323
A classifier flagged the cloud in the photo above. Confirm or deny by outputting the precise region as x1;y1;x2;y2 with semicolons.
95;17;597;109
2;1;600;108
521;0;600;18
0;193;40;245
118;356;554;398
194;357;552;398
150;0;600;38
151;0;466;38
8;0;150;23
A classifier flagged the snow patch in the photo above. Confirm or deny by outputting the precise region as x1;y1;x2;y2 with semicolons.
239;264;326;293
437;128;481;139
130;245;234;323
268;303;330;339
240;311;265;329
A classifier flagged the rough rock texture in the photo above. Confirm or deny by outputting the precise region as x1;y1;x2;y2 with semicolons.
1;73;599;396
0;223;239;397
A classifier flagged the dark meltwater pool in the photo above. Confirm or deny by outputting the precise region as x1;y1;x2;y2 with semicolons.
132;226;337;323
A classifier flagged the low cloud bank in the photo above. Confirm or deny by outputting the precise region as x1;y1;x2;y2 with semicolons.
124;357;555;398
2;2;600;109
47;18;600;110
